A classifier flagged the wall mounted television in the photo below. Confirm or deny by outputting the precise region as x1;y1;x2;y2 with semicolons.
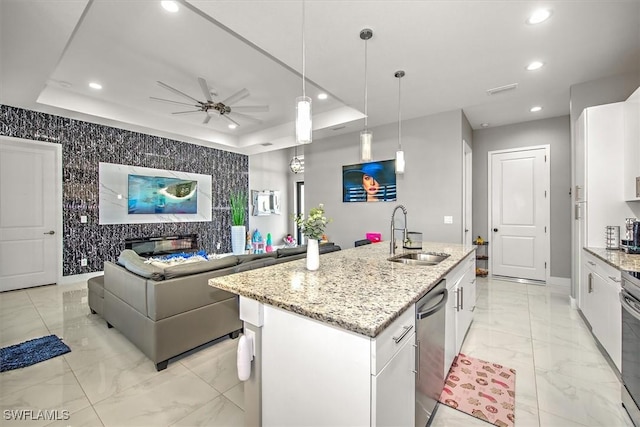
127;174;198;214
342;159;397;202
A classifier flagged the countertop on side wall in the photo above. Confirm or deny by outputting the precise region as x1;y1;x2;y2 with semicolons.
209;242;475;338
584;247;640;272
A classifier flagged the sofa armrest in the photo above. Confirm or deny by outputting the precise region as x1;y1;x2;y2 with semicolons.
104;261;149;316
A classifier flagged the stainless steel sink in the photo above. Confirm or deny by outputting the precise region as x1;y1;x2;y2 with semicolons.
388;251;450;266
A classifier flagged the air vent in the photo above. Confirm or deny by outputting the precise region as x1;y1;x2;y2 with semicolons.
260;142;273;146
486;83;518;96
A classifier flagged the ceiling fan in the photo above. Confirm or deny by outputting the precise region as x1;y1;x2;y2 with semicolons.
150;77;269;127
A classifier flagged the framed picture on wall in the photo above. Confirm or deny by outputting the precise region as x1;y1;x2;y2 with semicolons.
342;159;397;202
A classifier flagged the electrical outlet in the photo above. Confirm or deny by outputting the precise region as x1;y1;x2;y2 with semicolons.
80;258;88;267
80;215;87;223
444;216;453;224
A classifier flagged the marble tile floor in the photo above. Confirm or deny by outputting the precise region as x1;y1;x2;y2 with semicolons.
0;277;635;426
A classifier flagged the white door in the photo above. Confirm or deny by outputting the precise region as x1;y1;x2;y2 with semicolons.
489;147;548;282
0;137;60;291
462;140;473;245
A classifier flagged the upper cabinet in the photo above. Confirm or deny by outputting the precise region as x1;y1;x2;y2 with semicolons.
624;87;640;202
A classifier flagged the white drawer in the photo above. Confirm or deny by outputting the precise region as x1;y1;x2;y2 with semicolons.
583;250;621;285
446;252;475;288
371;306;415;375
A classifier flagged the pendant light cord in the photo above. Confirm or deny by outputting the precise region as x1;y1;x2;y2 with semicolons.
398;74;402;150
364;38;368;130
301;0;306;98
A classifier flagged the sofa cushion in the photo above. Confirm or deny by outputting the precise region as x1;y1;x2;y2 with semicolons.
319;243;341;254
118;249;165;280
234;257;277;272
276;245;307;258
236;252;278;264
163;256;239;280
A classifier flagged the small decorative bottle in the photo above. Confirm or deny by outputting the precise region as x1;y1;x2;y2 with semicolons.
265;233;273;253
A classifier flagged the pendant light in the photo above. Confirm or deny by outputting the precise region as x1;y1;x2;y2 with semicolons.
359;28;373;162
295;0;312;145
290;144;303;173
395;70;405;174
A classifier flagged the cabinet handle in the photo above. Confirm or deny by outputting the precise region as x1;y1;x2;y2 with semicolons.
574;204;581;220
460;287;464;311
587;261;596;266
588;273;593;293
636;177;640;198
413;342;419;377
608;275;621;283
575;185;582;201
456;289;461;312
392;325;413;344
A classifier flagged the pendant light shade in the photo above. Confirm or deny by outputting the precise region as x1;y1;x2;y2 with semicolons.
295;1;312;145
360;131;372;162
395;70;405;174
359;28;373;162
296;96;312;144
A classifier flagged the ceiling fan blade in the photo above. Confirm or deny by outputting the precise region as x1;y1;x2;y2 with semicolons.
229;111;263;125
157;81;202;104
230;105;269;113
171;110;202;115
197;77;213;102
222;115;240;127
222;88;249;106
150;96;198;108
203;114;212;124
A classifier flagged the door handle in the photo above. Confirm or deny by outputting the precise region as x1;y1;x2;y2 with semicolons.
588;273;593;293
43;230;55;235
493;228;498;232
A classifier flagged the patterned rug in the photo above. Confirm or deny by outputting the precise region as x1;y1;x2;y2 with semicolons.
0;335;71;372
439;353;516;427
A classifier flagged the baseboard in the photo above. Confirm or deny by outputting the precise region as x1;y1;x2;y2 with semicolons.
547;276;571;294
58;271;104;285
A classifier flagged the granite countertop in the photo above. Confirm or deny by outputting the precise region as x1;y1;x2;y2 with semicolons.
584;247;640;272
209;242;475;338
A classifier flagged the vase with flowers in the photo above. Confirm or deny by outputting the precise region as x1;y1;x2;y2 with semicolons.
294;203;331;271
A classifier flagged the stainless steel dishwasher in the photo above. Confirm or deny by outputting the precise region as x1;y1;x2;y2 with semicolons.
415;278;448;427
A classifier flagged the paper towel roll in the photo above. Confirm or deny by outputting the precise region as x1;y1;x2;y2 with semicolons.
237;335;253;381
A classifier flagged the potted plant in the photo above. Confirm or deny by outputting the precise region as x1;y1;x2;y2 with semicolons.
230;190;247;255
294;203;330;271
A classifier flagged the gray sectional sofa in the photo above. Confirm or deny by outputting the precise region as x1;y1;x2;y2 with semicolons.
91;243;341;371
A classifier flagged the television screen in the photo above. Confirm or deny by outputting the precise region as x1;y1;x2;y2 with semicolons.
128;175;198;214
342;159;397;202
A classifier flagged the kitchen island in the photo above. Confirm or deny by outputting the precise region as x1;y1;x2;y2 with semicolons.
209;242;475;427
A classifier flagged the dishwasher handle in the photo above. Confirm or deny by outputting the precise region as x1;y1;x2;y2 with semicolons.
417;288;448;320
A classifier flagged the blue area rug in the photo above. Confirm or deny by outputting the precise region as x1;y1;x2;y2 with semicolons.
0;335;71;372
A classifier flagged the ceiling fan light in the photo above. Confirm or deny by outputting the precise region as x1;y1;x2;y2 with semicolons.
396;150;405;174
360;131;372;162
295;96;312;144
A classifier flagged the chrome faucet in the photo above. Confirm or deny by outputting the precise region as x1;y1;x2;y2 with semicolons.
390;205;408;255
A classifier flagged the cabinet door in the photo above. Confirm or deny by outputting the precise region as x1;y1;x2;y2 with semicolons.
372;332;415;427
624;93;640;201
598;273;622;371
581;259;599;327
456;264;476;353
444;282;457;378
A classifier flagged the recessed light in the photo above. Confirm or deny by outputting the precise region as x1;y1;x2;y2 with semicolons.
228;123;237;129
526;61;544;71
161;1;179;13
317;93;328;100
527;9;551;24
530;106;543;112
481;123;490;128
89;82;102;90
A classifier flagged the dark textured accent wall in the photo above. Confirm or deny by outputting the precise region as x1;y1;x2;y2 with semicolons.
0;105;248;276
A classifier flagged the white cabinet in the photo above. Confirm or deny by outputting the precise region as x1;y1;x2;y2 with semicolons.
261;302;415;426
444;252;476;377
576;103;626;248
580;250;622;371
372;332;415;427
624;87;640;201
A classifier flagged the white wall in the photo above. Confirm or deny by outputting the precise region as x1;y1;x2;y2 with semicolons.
303;109;467;250
248;150;290;245
472;116;572;279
